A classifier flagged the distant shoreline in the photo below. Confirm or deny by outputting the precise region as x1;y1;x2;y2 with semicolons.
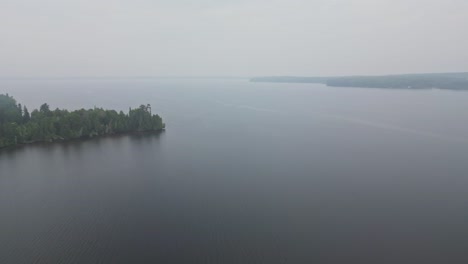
251;72;468;90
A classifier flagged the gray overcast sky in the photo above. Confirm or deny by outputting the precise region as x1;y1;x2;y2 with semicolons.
1;0;468;77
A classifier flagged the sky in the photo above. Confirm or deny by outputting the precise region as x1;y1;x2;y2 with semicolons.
1;0;468;77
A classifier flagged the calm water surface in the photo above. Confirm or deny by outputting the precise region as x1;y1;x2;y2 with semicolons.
1;78;468;263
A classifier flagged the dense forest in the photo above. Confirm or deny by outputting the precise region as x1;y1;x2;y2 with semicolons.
0;94;165;148
251;72;468;90
326;72;468;90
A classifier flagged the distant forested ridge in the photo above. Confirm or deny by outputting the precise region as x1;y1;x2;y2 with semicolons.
251;72;468;90
0;94;165;148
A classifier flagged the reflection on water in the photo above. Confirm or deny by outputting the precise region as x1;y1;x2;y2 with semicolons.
128;130;165;145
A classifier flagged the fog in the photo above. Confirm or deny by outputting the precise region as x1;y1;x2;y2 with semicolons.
1;0;468;77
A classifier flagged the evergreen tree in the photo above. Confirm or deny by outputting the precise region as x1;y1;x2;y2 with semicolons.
23;106;30;123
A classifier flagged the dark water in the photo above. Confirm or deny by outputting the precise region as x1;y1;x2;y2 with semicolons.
1;78;468;263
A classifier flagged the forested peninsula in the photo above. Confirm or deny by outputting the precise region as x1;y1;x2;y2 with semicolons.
251;72;468;90
0;94;165;149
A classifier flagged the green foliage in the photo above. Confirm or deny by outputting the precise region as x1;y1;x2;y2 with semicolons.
0;94;165;148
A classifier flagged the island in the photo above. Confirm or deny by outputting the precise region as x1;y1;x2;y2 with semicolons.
251;72;468;90
0;94;165;149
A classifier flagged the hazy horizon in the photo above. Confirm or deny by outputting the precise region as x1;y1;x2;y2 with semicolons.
2;71;468;80
2;0;468;77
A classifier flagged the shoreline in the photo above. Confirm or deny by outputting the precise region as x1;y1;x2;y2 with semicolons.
250;72;468;91
0;128;165;151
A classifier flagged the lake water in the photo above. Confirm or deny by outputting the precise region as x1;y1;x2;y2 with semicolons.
1;78;468;263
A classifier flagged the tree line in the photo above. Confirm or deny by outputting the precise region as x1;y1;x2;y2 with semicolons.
0;94;165;148
251;72;468;90
326;73;468;90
